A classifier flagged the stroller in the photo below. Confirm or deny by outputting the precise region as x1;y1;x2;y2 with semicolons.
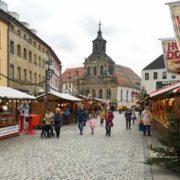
41;120;55;138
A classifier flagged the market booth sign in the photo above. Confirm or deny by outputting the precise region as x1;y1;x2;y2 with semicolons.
156;80;180;90
160;38;180;74
0;125;18;137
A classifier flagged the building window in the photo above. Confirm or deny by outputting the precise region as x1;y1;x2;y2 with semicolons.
99;89;102;98
94;66;96;75
172;73;176;79
92;90;96;97
29;71;32;82
154;72;158;80
162;72;167;79
17;29;21;36
10;25;14;31
29;51;32;62
102;45;104;50
34;41;36;47
34;54;37;64
39;75;41;83
131;94;133;102
24;34;27;40
95;44;97;50
34;73;37;83
87;67;90;76
39;45;41;50
10;41;14;53
107;89;111;99
42;48;44;52
69;83;71;88
42;59;44;68
9;65;14;78
17;44;21;56
24;69;26;81
43;76;45;87
100;65;103;75
145;73;149;80
23;48;27;59
121;89;123;102
39;57;41;66
126;90;128;102
29;38;32;43
17;67;21;80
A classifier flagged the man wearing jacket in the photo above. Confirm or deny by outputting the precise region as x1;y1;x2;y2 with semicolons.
125;106;132;130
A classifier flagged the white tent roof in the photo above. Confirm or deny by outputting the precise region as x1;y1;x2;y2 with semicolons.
0;86;36;99
37;90;82;101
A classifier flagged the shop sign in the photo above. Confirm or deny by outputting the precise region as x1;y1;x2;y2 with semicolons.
131;91;140;97
156;81;180;90
161;38;180;74
168;2;180;51
0;125;18;137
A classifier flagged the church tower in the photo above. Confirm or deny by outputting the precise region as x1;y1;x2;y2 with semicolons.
92;21;107;55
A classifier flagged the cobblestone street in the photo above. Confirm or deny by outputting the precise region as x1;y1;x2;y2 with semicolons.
0;112;179;180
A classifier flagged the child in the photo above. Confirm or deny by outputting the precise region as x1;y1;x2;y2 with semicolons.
89;115;96;134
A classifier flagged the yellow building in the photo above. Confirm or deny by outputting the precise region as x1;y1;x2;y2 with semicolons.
0;14;8;86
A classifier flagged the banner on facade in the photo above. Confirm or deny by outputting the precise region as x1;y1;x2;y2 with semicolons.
167;2;180;51
0;125;18;137
160;38;180;73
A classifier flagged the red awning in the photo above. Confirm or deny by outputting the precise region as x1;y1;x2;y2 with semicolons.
148;82;180;97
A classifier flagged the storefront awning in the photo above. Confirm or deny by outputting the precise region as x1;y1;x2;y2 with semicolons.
78;95;92;100
37;90;82;101
92;97;103;102
0;86;36;99
148;82;180;98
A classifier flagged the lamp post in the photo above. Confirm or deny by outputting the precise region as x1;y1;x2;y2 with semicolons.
44;54;54;112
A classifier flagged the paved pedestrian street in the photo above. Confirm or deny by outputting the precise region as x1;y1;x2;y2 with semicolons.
0;112;179;180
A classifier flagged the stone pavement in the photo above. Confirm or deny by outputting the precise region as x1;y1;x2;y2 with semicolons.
0;111;179;180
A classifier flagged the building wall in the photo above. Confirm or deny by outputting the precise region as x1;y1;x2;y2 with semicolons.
0;20;8;86
141;68;180;93
8;21;50;95
117;86;137;107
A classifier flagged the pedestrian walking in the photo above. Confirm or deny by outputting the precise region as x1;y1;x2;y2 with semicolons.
131;108;136;125
105;106;114;136
65;106;70;125
77;105;86;135
99;106;106;126
89;114;96;134
44;108;54;138
54;108;62;138
141;106;152;136
125;105;132;129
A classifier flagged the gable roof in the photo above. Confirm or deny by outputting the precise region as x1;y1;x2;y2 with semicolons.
114;65;141;89
61;67;84;83
143;54;165;70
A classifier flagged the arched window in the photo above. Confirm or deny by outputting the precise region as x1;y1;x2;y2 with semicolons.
121;89;123;102
92;90;96;97
100;65;103;75
87;67;90;76
94;66;97;75
126;90;128;102
95;44;97;50
99;89;102;98
102;45;104;50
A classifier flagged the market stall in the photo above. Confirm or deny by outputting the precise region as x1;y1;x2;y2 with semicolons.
0;86;36;140
32;91;82;125
147;82;180;136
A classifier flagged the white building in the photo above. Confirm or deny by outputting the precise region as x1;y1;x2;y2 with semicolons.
141;54;180;94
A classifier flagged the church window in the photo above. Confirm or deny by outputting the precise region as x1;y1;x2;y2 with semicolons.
99;89;102;98
100;65;103;75
93;90;96;97
126;90;128;102
102;45;104;50
94;66;97;75
121;89;123;102
95;44;97;50
87;67;90;76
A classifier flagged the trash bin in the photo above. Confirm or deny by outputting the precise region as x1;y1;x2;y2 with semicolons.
32;114;41;126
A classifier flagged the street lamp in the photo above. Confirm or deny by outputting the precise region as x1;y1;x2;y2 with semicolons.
44;54;54;112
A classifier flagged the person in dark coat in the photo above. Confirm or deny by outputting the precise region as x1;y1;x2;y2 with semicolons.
125;105;132;130
105;106;114;136
54;108;62;138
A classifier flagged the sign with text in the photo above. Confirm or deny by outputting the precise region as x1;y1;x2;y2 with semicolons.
0;125;18;137
161;38;180;73
156;80;180;90
168;3;180;51
131;91;140;97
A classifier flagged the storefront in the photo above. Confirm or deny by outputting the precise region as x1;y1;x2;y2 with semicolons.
32;91;82;125
0;86;36;140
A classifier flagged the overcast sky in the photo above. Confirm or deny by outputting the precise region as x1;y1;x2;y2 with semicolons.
5;0;175;77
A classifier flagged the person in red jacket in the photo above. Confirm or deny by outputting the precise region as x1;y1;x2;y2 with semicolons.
105;106;114;136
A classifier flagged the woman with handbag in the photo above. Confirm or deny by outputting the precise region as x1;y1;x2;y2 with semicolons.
105;106;114;136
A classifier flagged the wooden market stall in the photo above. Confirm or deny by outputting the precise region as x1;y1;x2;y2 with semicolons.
147;82;180;136
0;86;36;140
32;91;82;125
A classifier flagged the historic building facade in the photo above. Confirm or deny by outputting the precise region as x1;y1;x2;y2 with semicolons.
0;1;62;95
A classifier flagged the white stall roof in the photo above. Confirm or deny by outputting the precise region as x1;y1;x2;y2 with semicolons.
0;86;36;99
37;90;82;101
